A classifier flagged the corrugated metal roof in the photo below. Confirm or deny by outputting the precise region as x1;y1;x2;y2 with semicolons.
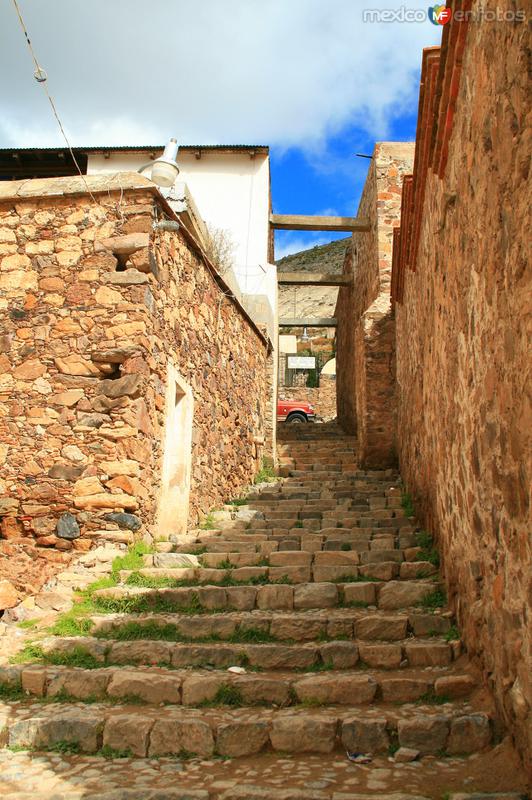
0;144;269;153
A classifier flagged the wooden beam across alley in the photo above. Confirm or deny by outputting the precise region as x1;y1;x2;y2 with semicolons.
279;318;338;328
277;272;352;287
270;213;370;232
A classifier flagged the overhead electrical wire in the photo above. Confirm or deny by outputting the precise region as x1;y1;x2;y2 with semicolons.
11;0;101;207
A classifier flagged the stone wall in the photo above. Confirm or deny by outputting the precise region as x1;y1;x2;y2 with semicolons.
393;13;531;762
336;143;414;465
0;174;269;551
278;377;336;421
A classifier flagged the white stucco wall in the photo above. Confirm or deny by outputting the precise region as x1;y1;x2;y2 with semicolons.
87;149;270;278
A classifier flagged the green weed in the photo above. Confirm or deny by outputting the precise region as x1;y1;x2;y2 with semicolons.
226;498;249;506
228;626;277;644
0;682;25;701
401;493;415;517
49;740;81;755
97;744;134;759
10;643;45;664
201;684;243;707
17;619;39;630
417;589;446;611
111;541;153;578
443;625;460;641
200;513;217;530
254;460;277;484
417;691;450;705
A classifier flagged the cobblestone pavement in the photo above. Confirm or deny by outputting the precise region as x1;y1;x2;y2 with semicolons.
0;738;529;799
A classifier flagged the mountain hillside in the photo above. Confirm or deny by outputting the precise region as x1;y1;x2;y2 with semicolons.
276;237;350;319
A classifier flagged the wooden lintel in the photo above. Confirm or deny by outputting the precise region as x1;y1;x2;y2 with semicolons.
270;213;370;232
278;272;352;287
279;318;337;328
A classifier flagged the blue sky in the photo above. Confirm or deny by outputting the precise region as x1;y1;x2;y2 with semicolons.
0;1;441;260
272;109;419;258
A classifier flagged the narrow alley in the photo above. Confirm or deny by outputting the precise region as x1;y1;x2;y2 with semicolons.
0;425;528;798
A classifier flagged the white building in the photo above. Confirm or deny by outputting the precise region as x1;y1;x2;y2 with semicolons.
0;144;277;339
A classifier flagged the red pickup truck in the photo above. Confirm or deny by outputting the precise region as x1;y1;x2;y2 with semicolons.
277;399;316;423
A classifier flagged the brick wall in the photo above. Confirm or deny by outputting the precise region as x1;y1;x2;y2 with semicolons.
0;175;269;551
393;13;531;761
336;143;414;466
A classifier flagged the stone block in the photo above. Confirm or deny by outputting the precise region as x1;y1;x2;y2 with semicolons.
294;582;338;609
239;676;289;705
359;562;399;581
269;551;312;566
378;581;434;610
380;678;433;702
182;675;224;705
355;615;408;641
197;586;228;610
216;721;270;757
342;582;377;605
270;715;337;753
99;374;143;399
434;674;475;699
225;585;258;610
103;713;153;756
149;718;214;757
358;643;402;669
341;716;389;754
294;674;377;705
447;714;491;754
256;584;293;610
319;641;359;668
400;561;438;579
269;615;325;641
404;642;452;667
397;715;449;754
313;551;360;566
20;667;46;697
108;640;172;666
9;710;103;752
269;565;311;583
47;669;110;700
106;670;181;704
314;565;359;582
246;644;317;670
408;613;451;636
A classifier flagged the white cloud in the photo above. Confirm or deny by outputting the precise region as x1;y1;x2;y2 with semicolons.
0;0;441;150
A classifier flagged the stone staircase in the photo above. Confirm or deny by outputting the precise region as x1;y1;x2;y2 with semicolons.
0;424;529;799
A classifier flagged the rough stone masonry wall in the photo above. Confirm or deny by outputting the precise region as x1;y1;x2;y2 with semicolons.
395;17;531;760
0;177;268;551
336;143;414;465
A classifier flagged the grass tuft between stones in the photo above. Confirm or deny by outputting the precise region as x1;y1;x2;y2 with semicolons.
97;744;134;759
200;683;244;707
417;589;447;611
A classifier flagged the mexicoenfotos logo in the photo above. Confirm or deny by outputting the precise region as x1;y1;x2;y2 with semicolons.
428;5;452;25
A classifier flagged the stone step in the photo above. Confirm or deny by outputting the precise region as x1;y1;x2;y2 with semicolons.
87;608;456;643
19;632;462;674
2;702;494;759
91;579;443;613
125;561;436;586
8;660;475;708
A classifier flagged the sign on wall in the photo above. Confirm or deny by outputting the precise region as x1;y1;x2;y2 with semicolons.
288;356;316;369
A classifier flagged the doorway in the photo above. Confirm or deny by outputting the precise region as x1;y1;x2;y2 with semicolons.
156;363;194;539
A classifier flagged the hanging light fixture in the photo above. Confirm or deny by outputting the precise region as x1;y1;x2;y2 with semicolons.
301;326;309;342
138;138;180;187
